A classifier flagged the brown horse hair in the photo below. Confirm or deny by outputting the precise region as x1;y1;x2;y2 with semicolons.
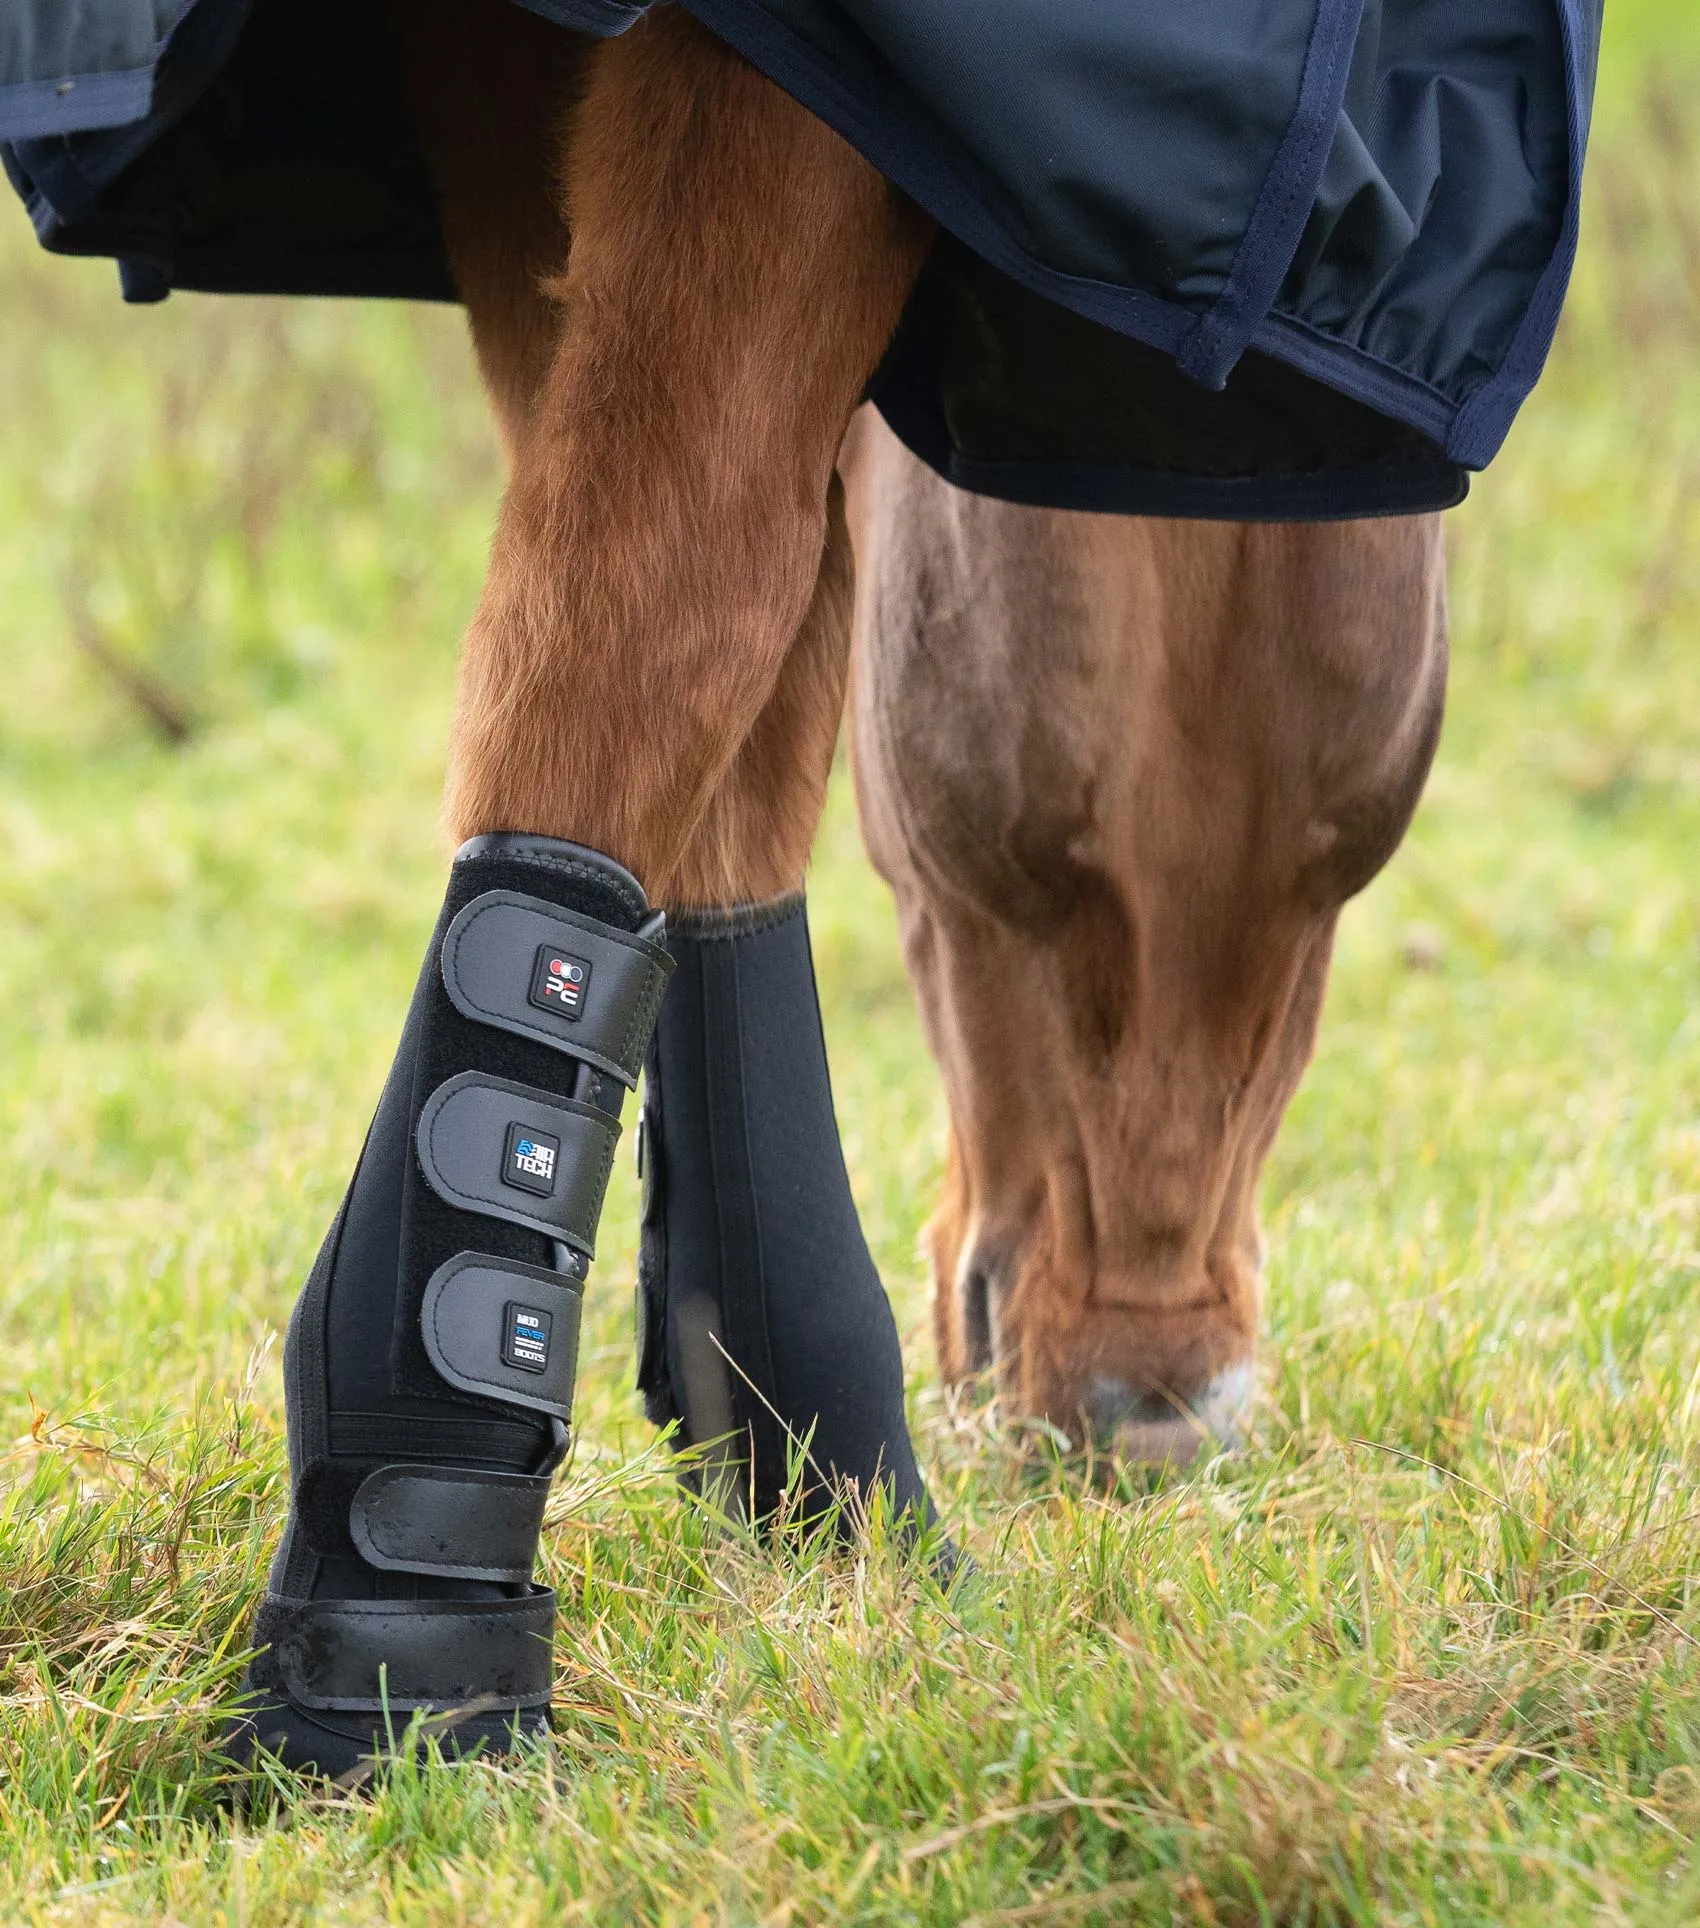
398;0;931;909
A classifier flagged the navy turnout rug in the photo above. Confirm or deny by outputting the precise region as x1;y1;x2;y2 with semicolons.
1;0;1601;520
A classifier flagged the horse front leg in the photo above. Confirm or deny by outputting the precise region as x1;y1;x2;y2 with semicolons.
229;8;938;1780
444;8;939;1524
440;12;927;887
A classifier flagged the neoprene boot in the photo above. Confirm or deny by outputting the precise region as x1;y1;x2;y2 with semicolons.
635;895;935;1535
229;834;673;1778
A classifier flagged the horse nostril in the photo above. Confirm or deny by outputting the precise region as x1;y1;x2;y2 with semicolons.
959;1263;995;1372
1082;1362;1253;1464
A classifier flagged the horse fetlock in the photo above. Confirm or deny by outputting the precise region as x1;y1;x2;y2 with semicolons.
229;835;672;1780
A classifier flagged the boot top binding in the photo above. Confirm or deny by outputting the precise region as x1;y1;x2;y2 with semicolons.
454;833;653;933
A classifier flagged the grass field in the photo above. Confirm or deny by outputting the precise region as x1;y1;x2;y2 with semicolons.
4;8;1700;1922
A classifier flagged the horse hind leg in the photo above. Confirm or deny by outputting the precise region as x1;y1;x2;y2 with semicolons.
229;6;943;1782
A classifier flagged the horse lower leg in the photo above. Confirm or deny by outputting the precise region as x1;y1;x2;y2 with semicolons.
233;15;939;1776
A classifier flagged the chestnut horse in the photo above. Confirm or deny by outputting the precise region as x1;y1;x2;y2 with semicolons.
405;0;1445;1459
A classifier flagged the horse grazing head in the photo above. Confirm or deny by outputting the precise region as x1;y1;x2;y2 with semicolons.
846;414;1447;1461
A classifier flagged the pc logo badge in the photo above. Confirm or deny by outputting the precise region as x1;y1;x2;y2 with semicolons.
529;944;590;1020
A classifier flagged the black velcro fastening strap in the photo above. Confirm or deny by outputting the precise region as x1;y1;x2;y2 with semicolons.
349;1465;550;1583
441;890;673;1088
421;1253;583;1419
266;1589;556;1713
416;1071;619;1257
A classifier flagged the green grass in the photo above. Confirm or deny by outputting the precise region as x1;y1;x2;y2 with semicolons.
4;8;1700;1921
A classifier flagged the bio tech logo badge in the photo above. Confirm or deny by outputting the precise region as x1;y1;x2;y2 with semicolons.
503;1122;560;1197
529;944;591;1020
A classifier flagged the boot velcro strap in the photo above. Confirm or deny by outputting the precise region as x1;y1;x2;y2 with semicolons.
262;1590;555;1713
442;890;673;1089
349;1465;551;1584
422;1253;582;1419
417;1072;618;1258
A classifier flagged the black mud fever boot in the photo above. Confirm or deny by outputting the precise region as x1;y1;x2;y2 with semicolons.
635;896;938;1542
228;835;673;1780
